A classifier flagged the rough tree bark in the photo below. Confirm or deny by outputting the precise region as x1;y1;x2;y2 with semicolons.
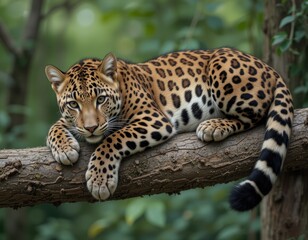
0;108;307;209
261;0;308;239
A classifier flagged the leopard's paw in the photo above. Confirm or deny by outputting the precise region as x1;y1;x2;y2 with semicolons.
85;158;118;200
48;137;80;165
196;119;230;142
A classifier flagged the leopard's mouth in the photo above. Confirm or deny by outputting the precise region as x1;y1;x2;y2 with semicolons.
85;135;103;144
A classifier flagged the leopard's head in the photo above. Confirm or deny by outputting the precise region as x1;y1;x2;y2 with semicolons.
45;53;122;144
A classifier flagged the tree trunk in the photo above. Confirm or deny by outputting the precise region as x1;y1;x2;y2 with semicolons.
5;0;44;144
261;171;308;239
0;108;307;209
261;0;308;239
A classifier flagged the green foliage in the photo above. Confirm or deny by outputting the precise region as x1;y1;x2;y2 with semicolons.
124;198;166;227
17;184;257;240
272;0;308;107
272;1;308;54
272;32;288;49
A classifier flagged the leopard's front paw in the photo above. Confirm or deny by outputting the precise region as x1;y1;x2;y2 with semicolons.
48;137;80;165
85;157;118;200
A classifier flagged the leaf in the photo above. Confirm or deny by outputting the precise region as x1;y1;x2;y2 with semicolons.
144;22;156;37
145;201;166;227
279;15;296;28
101;11;119;22
160;41;177;54
88;215;118;239
0;111;9;128
88;219;108;238
279;39;292;52
128;9;154;18
205;2;221;12
272;32;287;46
217;225;242;240
206;15;224;29
294;30;305;42
236;20;248;31
294;86;308;94
125;199;146;225
179;39;200;50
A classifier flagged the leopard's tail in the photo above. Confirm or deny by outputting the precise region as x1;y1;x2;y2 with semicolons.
229;77;294;211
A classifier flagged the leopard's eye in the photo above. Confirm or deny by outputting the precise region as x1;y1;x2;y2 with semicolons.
97;96;107;105
68;101;79;109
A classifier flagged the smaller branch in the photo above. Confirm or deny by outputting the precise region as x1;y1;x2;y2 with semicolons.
184;0;202;44
22;0;44;43
41;0;84;20
0;22;20;56
288;0;296;43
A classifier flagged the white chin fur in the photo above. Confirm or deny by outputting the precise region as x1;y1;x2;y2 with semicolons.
86;135;103;144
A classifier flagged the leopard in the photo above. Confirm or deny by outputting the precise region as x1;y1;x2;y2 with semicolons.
45;47;293;211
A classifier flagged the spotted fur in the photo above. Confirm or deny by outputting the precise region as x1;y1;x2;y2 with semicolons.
45;48;293;211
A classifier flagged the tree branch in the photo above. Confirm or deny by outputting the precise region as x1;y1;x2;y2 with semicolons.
22;0;44;44
0;0;82;56
0;23;20;56
41;0;84;20
0;108;307;209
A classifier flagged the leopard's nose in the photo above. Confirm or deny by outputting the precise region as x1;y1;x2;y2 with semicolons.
85;125;98;133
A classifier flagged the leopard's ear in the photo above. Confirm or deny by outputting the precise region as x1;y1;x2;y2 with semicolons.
45;65;66;93
99;53;117;82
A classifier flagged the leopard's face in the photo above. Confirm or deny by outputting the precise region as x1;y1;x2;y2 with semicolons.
60;80;121;144
46;54;122;143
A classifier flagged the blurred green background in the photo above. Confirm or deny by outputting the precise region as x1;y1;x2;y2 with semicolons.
0;0;306;239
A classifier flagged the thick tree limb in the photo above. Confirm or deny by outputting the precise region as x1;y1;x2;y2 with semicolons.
0;108;307;208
